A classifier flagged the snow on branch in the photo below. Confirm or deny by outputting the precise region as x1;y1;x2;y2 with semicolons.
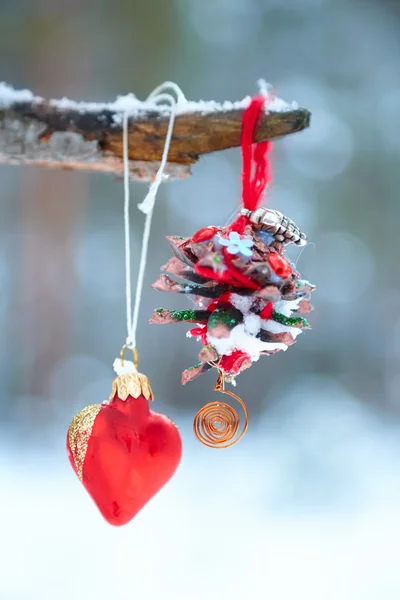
0;82;310;181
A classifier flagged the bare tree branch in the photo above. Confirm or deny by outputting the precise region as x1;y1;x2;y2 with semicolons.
0;84;311;181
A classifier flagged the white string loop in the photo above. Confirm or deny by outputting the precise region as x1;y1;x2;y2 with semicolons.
122;82;185;353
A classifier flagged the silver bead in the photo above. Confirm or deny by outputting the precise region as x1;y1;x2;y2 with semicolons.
240;208;252;217
247;207;307;246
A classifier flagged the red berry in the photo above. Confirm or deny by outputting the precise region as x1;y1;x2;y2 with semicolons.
267;252;292;279
260;302;273;320
219;350;251;375
192;226;218;244
207;292;232;313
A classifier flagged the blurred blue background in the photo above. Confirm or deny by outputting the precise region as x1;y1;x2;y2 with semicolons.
1;0;400;598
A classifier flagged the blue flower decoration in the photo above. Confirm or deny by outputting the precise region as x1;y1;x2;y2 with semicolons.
218;231;253;257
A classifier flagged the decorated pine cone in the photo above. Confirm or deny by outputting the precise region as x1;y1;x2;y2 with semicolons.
150;214;314;385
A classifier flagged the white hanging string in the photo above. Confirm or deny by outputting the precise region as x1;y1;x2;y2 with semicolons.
122;110;133;351
119;82;186;371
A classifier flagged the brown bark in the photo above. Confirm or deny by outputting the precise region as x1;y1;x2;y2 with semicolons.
0;86;311;180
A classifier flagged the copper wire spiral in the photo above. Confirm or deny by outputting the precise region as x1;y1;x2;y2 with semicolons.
193;374;249;448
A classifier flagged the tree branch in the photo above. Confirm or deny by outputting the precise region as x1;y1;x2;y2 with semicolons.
0;83;311;181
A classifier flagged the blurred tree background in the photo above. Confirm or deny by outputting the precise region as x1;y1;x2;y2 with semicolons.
1;1;400;599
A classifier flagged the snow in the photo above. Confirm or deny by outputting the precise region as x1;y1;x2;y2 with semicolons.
0;82;40;107
52;93;146;119
0;81;299;127
3;389;400;600
261;318;303;339
243;313;261;336
208;322;288;360
176;94;297;116
273;298;303;316
112;357;137;376
230;294;255;314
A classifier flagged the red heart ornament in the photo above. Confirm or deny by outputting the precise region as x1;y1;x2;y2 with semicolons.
67;372;182;526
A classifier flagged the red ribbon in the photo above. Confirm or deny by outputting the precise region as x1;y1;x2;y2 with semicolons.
230;96;272;234
193;96;273;291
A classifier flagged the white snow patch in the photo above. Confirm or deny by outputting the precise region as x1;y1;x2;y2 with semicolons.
273;298;302;317
208;323;287;361
297;278;313;288
179;94;296;116
230;294;255;314
0;82;299;127
261;318;303;339
244;313;261;336
112;357;137;376
53;93;146;120
0;82;40;107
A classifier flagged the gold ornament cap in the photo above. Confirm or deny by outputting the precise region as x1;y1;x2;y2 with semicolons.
109;372;153;402
110;345;153;402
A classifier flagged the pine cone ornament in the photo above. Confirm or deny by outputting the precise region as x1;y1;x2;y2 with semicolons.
150;216;314;385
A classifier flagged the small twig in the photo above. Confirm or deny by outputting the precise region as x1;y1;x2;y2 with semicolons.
0;83;311;181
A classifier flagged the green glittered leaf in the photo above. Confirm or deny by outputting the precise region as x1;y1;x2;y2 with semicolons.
170;309;197;321
187;362;203;371
272;311;310;328
207;307;242;331
150;308;209;325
